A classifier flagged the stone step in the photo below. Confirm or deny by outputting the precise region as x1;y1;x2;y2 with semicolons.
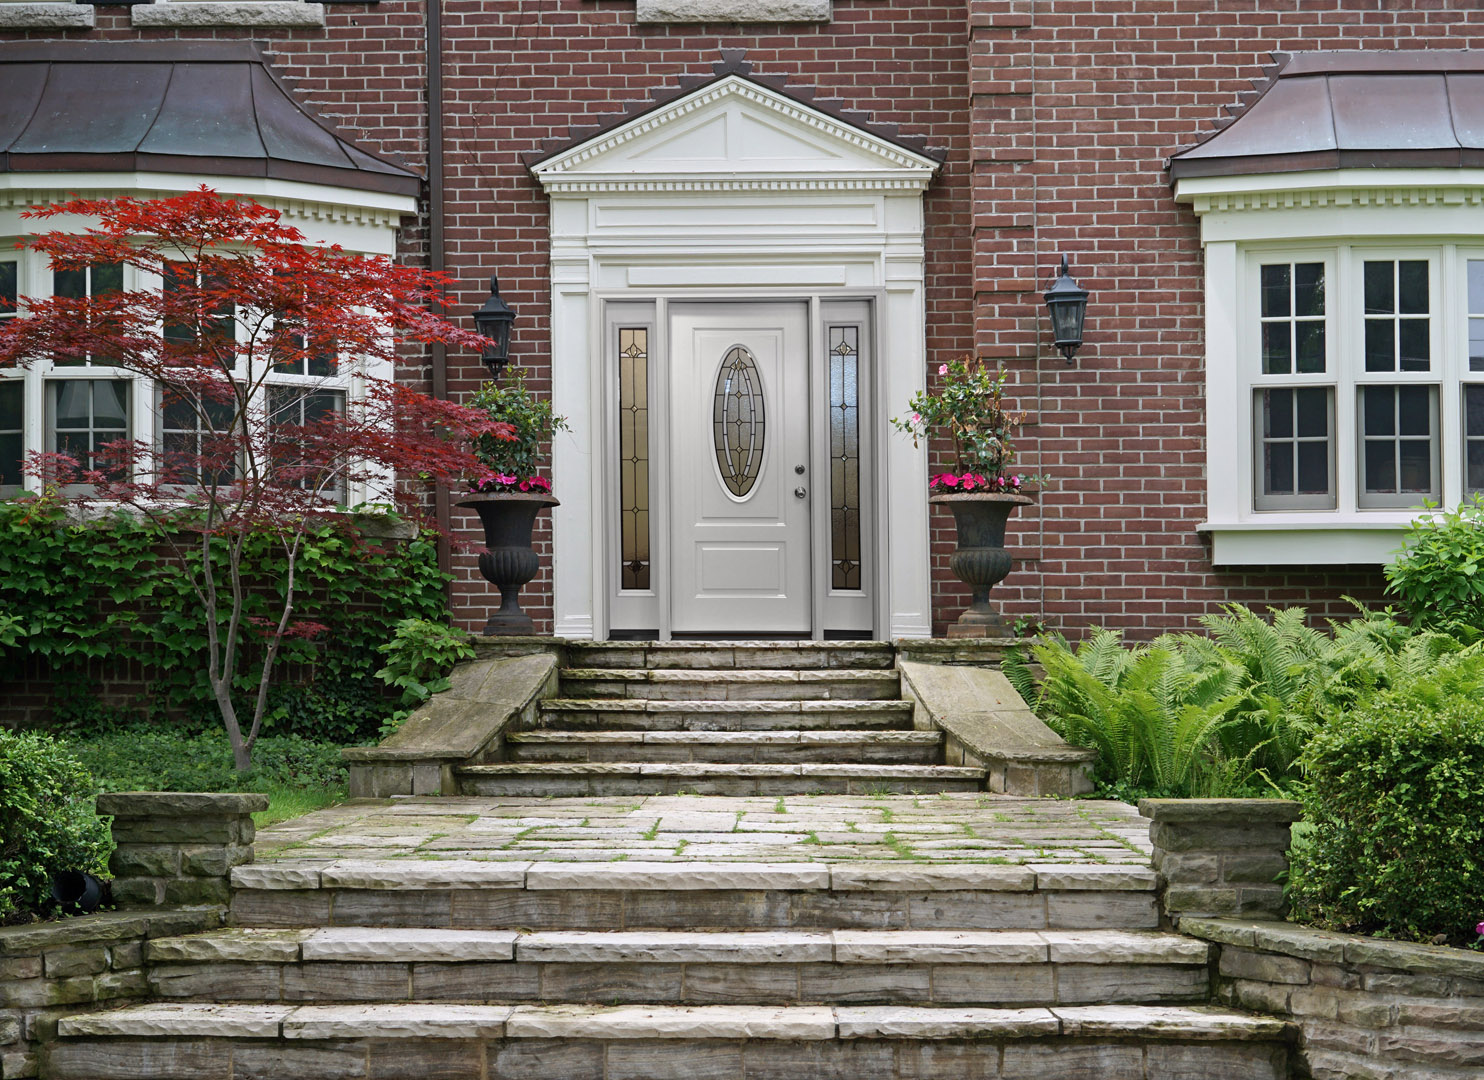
454;762;983;797
563;640;898;670
503;730;943;765
229;861;1161;932
558;668;901;701
141;927;1211;1007
537;699;916;731
50;1003;1292;1080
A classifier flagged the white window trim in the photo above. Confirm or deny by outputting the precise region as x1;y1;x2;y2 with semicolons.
1178;169;1484;566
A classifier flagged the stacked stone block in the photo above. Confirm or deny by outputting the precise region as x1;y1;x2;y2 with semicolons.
1139;799;1302;923
97;793;267;908
0;911;222;1079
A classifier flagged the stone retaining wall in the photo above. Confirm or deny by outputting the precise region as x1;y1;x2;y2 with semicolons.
0;908;222;1079
1183;917;1484;1080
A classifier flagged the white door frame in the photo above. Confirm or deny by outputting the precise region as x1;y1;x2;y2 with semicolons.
530;74;938;640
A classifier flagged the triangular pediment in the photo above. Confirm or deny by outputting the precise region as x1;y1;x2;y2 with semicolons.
531;74;941;192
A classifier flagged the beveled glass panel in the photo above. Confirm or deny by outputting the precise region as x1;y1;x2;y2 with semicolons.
1364;319;1394;372
618;327;651;591
1260;264;1290;318
1364;261;1393;314
829;326;862;591
1261;323;1291;374
713;345;766;499
1296;322;1325;374
1294;262;1325;317
1398;260;1428;314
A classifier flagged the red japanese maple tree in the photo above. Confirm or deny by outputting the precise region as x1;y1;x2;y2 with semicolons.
0;188;511;770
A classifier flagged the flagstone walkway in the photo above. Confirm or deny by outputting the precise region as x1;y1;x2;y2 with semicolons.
254;794;1152;866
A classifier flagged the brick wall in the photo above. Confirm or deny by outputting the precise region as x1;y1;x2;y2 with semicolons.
6;2;1474;638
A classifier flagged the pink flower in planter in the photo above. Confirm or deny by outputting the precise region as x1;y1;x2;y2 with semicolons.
961;475;977;491
939;473;958;488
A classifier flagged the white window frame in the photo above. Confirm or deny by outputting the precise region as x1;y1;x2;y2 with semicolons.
1180;169;1484;565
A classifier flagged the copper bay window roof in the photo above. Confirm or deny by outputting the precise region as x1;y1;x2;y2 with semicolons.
0;41;421;197
1170;50;1484;180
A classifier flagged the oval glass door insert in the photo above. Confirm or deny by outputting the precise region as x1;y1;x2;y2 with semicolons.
713;345;767;498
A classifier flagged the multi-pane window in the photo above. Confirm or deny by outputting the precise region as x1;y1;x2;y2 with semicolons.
163;262;236;355
1363;260;1430;372
1360;385;1439;507
48;379;130;478
0;380;22;490
1253;261;1335;509
1255;387;1334;509
53;262;123;367
160;389;237;487
268;386;345;501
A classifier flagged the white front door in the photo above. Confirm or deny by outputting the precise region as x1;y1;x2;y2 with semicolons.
670;302;811;633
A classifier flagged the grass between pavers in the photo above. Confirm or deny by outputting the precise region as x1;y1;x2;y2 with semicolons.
63;728;348;830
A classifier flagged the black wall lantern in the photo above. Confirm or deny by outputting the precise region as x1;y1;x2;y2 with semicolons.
473;275;515;379
1043;254;1090;364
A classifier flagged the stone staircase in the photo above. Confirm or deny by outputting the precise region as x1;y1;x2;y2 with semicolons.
456;642;986;797
42;643;1294;1078
47;857;1292;1078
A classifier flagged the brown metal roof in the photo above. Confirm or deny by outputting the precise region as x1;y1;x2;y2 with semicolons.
1171;50;1484;180
0;42;421;197
523;49;948;171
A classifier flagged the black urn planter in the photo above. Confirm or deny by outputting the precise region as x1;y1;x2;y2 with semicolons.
929;491;1033;636
458;493;560;636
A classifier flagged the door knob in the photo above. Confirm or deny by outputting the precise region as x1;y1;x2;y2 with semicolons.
794;487;807;499
795;465;806;474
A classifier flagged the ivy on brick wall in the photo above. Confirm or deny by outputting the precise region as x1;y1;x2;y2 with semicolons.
0;498;450;733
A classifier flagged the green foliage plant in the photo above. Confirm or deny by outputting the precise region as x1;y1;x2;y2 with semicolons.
0;498;446;738
468;368;570;492
890;355;1030;489
375;617;475;715
1385;496;1484;635
0;730;110;921
1289;656;1484;943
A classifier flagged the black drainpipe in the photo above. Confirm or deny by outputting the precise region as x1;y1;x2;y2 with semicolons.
427;0;452;580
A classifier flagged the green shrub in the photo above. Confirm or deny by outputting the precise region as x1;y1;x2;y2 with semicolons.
1385;497;1484;635
261;678;396;743
0;730;110;921
64;729;347;796
375;618;475;735
1289;671;1484;943
0;500;451;729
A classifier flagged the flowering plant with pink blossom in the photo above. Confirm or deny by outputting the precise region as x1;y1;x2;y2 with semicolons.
467;368;568;494
891;354;1030;487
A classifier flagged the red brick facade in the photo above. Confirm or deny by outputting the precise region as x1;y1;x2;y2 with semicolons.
8;2;1477;639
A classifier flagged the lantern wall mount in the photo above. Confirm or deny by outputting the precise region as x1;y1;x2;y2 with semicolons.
1043;254;1090;364
473;275;515;379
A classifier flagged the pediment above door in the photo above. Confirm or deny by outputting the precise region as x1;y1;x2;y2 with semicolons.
527;53;944;194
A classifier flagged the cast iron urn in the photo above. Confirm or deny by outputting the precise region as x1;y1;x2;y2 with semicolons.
458;493;559;635
929;491;1033;636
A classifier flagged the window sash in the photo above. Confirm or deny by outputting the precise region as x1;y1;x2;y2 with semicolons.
1252;386;1336;510
1357;384;1440;509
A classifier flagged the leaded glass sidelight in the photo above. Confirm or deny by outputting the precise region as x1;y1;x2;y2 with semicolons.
618;328;651;591
713;345;766;498
829;326;862;590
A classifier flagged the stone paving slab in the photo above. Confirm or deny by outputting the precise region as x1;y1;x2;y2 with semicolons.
252;794;1152;867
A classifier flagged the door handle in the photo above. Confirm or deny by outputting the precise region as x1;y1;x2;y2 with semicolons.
794;487;807;499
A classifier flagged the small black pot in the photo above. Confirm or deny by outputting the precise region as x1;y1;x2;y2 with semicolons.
51;871;105;912
458;493;560;636
929;492;1034;635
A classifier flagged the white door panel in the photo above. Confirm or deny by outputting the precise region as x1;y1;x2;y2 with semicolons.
671;302;811;633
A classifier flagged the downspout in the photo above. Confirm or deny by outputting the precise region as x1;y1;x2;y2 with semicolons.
427;0;452;581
